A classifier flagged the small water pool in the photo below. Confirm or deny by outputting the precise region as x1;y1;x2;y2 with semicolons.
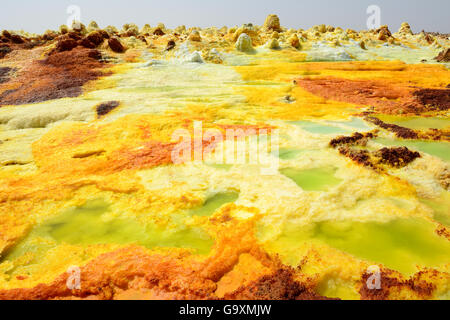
280;166;342;191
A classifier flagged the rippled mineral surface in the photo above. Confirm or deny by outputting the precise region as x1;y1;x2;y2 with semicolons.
0;17;449;300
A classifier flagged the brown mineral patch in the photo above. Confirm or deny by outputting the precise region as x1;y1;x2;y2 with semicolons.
365;116;418;139
413;88;450;111
224;268;337;300
0;47;108;105
375;147;420;168
436;225;450;240
359;268;437;300
437;168;450;190
419;128;450;142
329;132;376;148
0;67;14;84
365;116;449;142
165;40;176;51
434;48;450;62
338;147;374;168
96;101;120;117
0;44;12;59
331;132;420;169
296;77;449;115
108;37;125;53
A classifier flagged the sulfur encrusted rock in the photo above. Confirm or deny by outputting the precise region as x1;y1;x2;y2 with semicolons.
122;24;139;37
188;30;202;42
316;24;327;33
165;39;176;51
235;33;253;52
289;34;301;49
265;38;280;49
398;22;413;35
326;25;335;32
105;25;119;36
263;14;282;32
140;24;152;35
86;30;107;46
377;25;392;41
108;36;125;53
71;21;87;35
175;25;186;34
434;48;450;62
87;21;99;33
59;25;69;34
359;40;367;50
232;24;258;42
43;30;58;41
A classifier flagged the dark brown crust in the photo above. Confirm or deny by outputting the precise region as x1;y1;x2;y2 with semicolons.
338;147;375;168
365;116;450;142
224;268;338;300
108;37;125;53
0;47;107;105
0;67;13;84
0;44;12;59
413;88;450;111
436;225;450;240
329;132;376;148
330;131;420;169
96;101;120;117
434;48;450;62
365;116;418;139
375;147;420;168
297;77;449;115
359;268;436;300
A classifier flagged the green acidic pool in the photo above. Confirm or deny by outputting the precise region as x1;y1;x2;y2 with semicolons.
4;200;214;263
421;192;450;227
277;148;305;160
189;192;239;217
280;167;342;191
376;115;449;130
374;138;450;162
292;121;353;135
260;218;450;276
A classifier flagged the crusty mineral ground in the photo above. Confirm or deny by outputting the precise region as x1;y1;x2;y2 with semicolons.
0;16;449;300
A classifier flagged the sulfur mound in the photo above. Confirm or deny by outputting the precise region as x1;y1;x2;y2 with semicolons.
265;38;280;50
235;33;254;52
289;34;301;49
263;14;282;32
188;30;202;42
398;22;413;35
108;37;125;53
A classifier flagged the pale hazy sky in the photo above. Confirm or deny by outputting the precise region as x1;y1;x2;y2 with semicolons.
1;0;449;34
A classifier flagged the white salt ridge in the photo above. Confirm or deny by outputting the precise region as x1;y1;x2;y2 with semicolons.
174;42;204;63
306;41;353;61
